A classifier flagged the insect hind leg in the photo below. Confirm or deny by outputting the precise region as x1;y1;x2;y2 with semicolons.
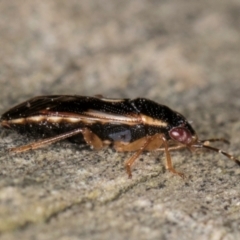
8;127;104;153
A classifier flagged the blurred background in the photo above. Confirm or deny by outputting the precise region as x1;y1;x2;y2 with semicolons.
0;0;239;103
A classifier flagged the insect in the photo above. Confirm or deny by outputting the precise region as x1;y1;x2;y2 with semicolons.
0;95;239;178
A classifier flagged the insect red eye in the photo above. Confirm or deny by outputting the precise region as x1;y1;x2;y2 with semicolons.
169;127;192;144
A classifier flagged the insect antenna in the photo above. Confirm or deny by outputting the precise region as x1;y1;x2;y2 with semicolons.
199;138;230;144
192;142;240;166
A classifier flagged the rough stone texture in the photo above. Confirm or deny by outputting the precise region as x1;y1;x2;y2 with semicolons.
0;0;240;239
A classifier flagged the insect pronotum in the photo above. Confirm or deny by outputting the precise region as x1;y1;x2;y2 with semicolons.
1;95;239;178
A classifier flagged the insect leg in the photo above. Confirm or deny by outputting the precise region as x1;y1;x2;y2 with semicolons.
162;137;185;178
114;137;150;152
156;145;187;152
117;134;164;178
81;128;104;150
8;128;86;153
124;136;155;178
8;127;105;153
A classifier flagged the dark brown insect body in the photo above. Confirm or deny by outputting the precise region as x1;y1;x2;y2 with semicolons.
1;95;239;178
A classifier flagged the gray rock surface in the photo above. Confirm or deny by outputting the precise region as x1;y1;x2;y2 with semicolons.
0;0;239;239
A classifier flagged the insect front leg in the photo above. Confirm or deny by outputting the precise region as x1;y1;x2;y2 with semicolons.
162;137;185;178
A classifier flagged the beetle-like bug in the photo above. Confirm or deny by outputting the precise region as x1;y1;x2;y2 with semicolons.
0;95;239;178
